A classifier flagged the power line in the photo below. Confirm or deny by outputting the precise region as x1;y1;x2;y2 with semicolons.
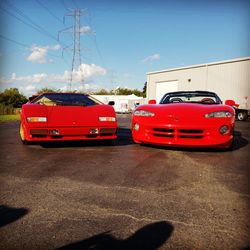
92;35;106;69
0;33;62;59
0;34;28;48
85;12;106;69
3;0;59;43
35;0;63;24
60;0;70;11
0;5;44;35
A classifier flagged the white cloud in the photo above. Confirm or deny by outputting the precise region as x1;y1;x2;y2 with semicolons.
25;84;37;91
10;73;48;83
26;44;61;64
80;26;95;35
141;53;161;63
0;63;107;96
50;44;61;51
27;46;47;64
61;64;106;83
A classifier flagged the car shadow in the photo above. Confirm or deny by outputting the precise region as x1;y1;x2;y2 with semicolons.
40;127;134;148
116;127;134;146
231;130;249;150
56;221;173;250
0;205;29;228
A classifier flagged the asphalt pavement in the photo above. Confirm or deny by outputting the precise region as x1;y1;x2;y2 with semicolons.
0;114;249;250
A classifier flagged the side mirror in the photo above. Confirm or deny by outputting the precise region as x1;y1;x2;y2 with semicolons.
225;99;239;108
108;101;115;106
15;101;24;108
148;99;156;104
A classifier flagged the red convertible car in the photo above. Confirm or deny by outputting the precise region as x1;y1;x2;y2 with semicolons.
132;91;235;149
20;92;117;144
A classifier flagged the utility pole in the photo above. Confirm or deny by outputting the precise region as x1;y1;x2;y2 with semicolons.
59;9;87;91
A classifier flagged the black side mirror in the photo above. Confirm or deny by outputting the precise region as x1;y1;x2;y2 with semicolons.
108;101;115;106
15;101;24;108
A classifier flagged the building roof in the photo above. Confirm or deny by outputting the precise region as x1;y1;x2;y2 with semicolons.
147;57;250;75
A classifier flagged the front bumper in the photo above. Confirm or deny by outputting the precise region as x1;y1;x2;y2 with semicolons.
132;121;234;149
25;126;117;142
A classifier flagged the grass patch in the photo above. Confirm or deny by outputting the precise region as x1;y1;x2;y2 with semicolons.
0;114;20;122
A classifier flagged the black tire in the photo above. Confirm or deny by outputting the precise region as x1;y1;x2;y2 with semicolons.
237;112;247;121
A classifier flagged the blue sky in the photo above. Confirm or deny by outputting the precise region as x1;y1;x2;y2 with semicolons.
0;0;249;97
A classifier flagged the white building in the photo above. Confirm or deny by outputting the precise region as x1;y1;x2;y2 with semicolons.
147;57;250;109
91;94;146;113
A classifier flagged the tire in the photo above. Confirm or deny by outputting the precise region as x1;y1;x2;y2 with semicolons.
237;112;247;121
19;123;29;145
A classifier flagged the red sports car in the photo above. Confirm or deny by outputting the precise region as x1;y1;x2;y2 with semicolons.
132;91;235;149
20;92;117;144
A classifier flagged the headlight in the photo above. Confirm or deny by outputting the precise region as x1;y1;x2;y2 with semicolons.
205;111;232;118
99;117;116;122
134;110;155;117
27;117;47;122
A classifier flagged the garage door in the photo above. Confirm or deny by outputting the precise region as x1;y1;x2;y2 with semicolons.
156;80;179;103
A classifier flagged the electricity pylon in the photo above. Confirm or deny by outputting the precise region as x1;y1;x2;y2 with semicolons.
58;9;87;91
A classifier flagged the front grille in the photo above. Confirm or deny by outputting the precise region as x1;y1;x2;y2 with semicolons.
152;127;204;139
179;129;203;134
153;128;174;133
179;135;203;139
30;129;48;135
153;128;174;138
178;129;204;139
154;134;174;138
100;128;116;134
100;133;113;137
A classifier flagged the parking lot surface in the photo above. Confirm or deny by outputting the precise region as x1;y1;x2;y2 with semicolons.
0;114;249;250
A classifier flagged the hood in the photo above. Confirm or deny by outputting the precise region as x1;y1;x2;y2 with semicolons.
22;104;116;127
46;105;115;127
135;103;234;123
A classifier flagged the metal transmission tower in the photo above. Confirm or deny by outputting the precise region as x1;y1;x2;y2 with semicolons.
59;9;87;91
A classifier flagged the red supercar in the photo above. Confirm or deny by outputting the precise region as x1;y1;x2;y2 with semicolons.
20;92;117;144
132;91;235;149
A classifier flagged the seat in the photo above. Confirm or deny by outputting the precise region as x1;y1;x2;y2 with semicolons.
201;98;215;104
170;98;183;103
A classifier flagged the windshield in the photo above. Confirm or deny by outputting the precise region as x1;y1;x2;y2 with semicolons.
160;91;222;104
32;93;100;106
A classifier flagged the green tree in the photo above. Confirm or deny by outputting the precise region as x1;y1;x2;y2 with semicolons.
112;87;144;97
0;88;27;107
92;89;111;95
37;87;57;94
92;87;146;97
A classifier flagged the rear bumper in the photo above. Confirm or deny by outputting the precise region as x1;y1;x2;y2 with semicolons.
132;121;234;149
25;126;117;142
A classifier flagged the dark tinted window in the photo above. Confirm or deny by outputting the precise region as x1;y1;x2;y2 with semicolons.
33;93;98;106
